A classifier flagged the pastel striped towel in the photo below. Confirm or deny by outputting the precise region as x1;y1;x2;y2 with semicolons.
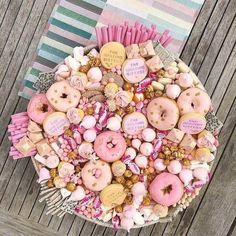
18;0;205;99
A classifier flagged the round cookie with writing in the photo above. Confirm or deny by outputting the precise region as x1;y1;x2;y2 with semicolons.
122;58;148;83
100;42;126;69
178;112;206;134
43;112;70;136
122;112;148;135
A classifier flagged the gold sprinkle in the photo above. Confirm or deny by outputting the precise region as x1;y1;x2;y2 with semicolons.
54;100;58;103
161;118;165;121
195;92;200;96
92;183;97;187
186;93;190;96
155;121;158;124
151;112;154;115
54;90;58;93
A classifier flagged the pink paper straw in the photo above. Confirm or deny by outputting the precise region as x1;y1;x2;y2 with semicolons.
125;32;131;46
95;27;103;48
101;26;108;44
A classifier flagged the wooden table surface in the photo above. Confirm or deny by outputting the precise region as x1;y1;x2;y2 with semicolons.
0;0;235;235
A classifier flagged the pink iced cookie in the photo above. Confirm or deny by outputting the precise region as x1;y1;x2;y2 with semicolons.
27;94;54;124
147;97;179;131
81;160;112;191
46;80;81;112
149;172;184;206
94;131;127;162
177;88;211;115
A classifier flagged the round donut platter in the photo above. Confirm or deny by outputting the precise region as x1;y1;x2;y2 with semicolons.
8;25;223;231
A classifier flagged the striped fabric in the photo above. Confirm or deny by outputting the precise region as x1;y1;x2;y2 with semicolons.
18;0;204;99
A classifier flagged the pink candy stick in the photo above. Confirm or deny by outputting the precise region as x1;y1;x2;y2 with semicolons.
11;112;28;118
116;26;122;42
134;30;141;43
121;25;128;44
142;32;148;43
131;27;136;44
11;133;26;141
139;29;146;43
8;127;16;132
95;27;103;48
108;24;113;42
125;31;131;46
155;33;162;41
10;150;20;156
10;146;17;151
159;29;170;44
162;36;173;47
8;124;16;128
101;26;108;44
150;32;157;40
112;25;116;40
11;116;29;122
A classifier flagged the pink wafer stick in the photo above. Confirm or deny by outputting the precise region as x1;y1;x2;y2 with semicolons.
121;25;128;44
116;26;122;42
112;25;116;40
16;123;28;129
101;26;108;44
130;27;136;44
11;133;26;141
162;36;173;47
11;117;29;123
150;32;157;40
95;27;103;48
134;30;141;44
11;112;28;118
125;32;131;46
142;32;148;43
108;24;113;42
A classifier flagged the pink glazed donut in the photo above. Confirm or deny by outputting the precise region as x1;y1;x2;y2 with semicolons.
149;172;184;206
81;160;112;191
27;93;54;124
147;97;179;130
177;87;211;115
94;131;127;162
46;80;81;112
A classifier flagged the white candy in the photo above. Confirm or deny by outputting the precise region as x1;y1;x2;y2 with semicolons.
80;115;96;129
140;142;153;156
151;81;164;91
125;147;136;159
106;116;121;131
133;212;145;225
132;139;142;150
142;128;156;142
157;77;172;85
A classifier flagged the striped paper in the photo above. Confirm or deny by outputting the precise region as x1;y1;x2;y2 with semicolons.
18;0;204;99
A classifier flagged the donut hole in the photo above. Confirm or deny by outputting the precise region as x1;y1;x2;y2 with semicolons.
61;93;68;99
41;104;49;113
162;184;173;195
191;102;195;108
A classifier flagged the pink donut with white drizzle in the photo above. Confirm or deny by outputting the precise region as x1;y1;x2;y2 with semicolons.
27;94;54;124
94;131;127;162
149;172;184;206
81;160;112;191
177;87;211;115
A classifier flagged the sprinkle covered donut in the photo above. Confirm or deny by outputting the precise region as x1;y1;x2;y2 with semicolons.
147;97;179;130
9;32;222;232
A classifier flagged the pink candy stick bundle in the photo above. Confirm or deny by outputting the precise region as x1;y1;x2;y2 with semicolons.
7;112;34;159
95;21;172;48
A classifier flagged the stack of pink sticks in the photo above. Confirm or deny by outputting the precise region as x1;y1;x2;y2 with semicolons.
8;112;36;159
95;21;173;48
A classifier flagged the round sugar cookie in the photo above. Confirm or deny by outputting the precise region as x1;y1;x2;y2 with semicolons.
122;112;148;135
147;97;179;131
100;184;127;208
43;112;70;136
122;58;148;83
100;42;126;69
178;112;206;134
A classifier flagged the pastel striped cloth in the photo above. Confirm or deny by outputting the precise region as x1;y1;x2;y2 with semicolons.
18;0;205;99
